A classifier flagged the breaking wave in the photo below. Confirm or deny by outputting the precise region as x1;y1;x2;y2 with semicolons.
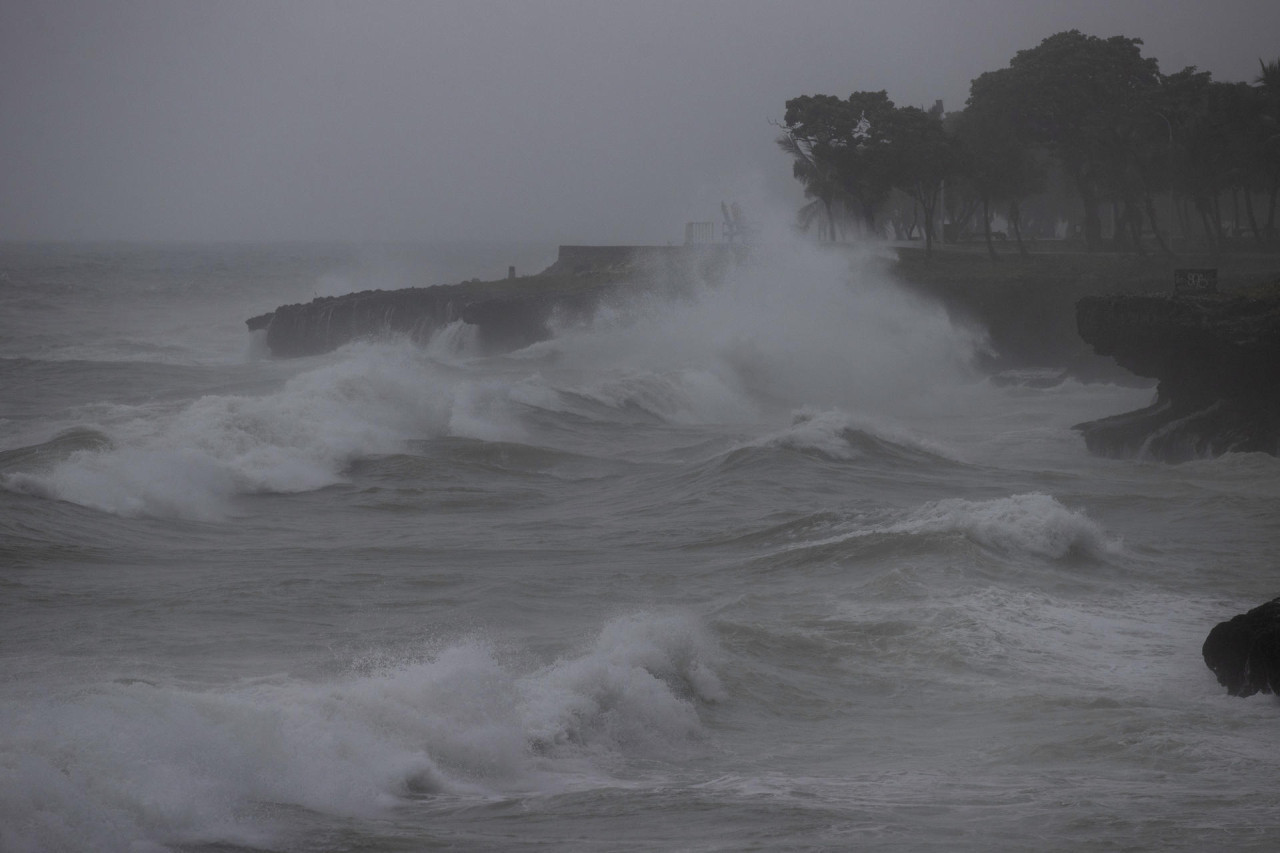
0;611;722;853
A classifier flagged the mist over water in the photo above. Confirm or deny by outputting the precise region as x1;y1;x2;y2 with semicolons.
2;241;1279;852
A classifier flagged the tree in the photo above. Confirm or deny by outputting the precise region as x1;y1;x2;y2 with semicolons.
1161;72;1258;251
983;31;1162;251
957;67;1046;257
839;91;899;232
889;104;958;254
776;124;845;240
776;95;849;241
1254;57;1280;238
777;91;898;238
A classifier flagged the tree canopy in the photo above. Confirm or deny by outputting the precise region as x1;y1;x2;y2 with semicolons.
778;31;1280;254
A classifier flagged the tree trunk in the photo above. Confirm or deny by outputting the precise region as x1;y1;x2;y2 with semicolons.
921;198;934;255
982;194;997;260
1265;173;1278;240
1076;173;1103;251
861;201;877;237
1111;200;1127;251
1244;189;1262;245
1176;195;1194;242
1009;200;1028;256
1143;193;1176;258
1210;192;1226;247
1198;202;1220;255
952;197;980;239
1125;201;1147;257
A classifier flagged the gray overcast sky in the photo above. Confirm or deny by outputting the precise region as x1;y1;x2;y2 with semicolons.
3;0;1278;244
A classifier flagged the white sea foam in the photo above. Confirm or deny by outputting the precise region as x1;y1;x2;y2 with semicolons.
751;407;958;461
886;493;1119;559
0;340;523;519
539;243;984;422
521;611;725;755
794;493;1118;560
0;611;721;853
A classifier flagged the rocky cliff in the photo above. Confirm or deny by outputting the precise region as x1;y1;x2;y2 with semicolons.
1074;291;1280;461
245;280;603;357
245;244;735;358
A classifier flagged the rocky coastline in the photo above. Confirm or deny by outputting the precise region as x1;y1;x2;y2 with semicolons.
245;244;736;358
1074;290;1280;462
245;245;1280;463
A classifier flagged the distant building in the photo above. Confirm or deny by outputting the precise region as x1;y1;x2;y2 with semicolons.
685;221;715;244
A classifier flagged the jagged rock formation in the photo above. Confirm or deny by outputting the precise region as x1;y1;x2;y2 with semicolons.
1203;597;1280;697
245;281;601;357
246;244;736;358
1074;292;1280;461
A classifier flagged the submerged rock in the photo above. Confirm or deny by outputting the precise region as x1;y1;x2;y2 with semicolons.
1203;597;1280;697
1074;292;1280;461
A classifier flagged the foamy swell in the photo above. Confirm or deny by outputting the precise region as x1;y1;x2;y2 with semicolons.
0;612;722;853
1;340;524;520
753;407;958;462
791;493;1118;560
887;493;1119;559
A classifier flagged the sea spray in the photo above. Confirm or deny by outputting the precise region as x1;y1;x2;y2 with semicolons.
0;611;723;852
0;339;519;519
780;493;1119;561
752;407;960;462
543;243;984;419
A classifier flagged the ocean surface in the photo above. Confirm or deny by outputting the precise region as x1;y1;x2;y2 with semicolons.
2;241;1278;852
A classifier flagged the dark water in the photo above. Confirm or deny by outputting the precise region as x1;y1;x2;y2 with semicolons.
2;242;1278;852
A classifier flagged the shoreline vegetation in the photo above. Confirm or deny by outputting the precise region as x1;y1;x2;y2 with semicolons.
775;30;1280;258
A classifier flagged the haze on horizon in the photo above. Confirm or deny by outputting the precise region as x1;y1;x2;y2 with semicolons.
3;0;1278;245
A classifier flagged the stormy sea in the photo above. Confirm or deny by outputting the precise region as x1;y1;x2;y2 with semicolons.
2;241;1278;852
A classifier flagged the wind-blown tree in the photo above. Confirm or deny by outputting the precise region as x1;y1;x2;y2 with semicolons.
776;129;845;240
1254;57;1280;238
838;90;899;232
777;91;898;237
956;67;1046;257
775;95;849;240
1161;71;1257;250
1096;95;1179;256
889;104;958;254
1217;81;1271;244
980;30;1162;251
1157;67;1215;243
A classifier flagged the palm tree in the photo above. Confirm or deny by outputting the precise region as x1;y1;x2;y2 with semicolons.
776;131;848;241
1255;58;1280;238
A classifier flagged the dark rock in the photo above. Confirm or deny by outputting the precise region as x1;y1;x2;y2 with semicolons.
459;288;600;353
245;244;737;358
1075;292;1280;461
1203;597;1280;697
248;283;476;358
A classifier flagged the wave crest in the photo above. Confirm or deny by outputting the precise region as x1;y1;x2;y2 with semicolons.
785;493;1118;561
0;612;723;851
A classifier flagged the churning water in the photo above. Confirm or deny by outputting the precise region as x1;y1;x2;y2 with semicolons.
2;242;1278;852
